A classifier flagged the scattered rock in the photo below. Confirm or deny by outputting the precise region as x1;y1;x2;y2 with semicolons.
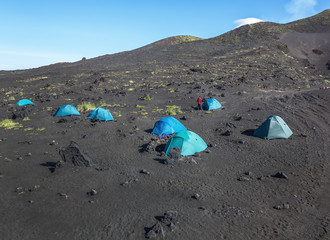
238;176;250;181
140;169;151;175
166;147;182;163
272;172;288;179
274;203;290;210
58;192;69;199
0;173;4;179
26;152;32;156
59;141;95;167
244;171;253;176
222;130;232;136
57;118;68;123
193;152;201;157
161;210;179;225
87;189;97;196
17;156;23;160
180;116;187;120
145;222;166;239
28;200;34;204
120;181;130;186
234;116;242;121
237;139;246;144
192;193;201;200
226;122;236;128
50;140;57;146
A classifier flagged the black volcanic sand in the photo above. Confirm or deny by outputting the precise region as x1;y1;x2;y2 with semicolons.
0;77;329;239
1;10;330;239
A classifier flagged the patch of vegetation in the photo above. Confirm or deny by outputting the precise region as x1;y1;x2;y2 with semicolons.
164;105;183;116
8;96;15;101
23;117;31;121
77;102;96;112
108;103;120;107
20;76;48;83
127;88;135;91
205;111;212;114
0;119;22;130
135;105;145;108
139;94;151;101
36;127;45;131
24;127;34;131
168;88;175;93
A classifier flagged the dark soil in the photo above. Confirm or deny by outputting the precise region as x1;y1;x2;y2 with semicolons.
0;10;329;240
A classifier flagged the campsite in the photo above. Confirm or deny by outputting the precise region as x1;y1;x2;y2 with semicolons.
0;10;330;240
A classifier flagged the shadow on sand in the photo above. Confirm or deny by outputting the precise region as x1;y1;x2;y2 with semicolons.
241;129;255;136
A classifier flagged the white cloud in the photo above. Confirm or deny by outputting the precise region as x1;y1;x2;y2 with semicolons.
285;0;317;20
234;18;265;29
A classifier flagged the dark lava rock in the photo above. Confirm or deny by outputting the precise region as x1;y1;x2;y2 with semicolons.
180;116;187;120
226;122;236;128
161;210;179;225
272;172;288;179
167;147;182;163
59;141;95;167
192;193;201;200
274;203;290;210
238;176;250;181
140;169;151;175
57;118;68;123
222;130;232;136
145;222;166;239
87;189;97;196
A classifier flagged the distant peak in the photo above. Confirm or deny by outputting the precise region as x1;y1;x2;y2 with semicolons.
141;35;204;50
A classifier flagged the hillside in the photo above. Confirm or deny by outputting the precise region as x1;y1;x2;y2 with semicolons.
0;10;329;240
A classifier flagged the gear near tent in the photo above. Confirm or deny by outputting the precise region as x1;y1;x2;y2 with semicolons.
164;130;207;156
151;116;187;136
54;105;81;117
254;115;293;139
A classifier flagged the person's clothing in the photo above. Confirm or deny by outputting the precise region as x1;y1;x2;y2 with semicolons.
197;97;202;110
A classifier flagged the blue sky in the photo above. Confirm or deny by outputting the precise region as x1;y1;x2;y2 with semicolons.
0;0;329;70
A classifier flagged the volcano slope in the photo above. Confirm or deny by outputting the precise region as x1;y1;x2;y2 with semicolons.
0;10;330;240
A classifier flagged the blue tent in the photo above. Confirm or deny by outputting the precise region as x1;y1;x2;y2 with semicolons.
54;105;80;117
151;116;187;136
203;98;221;110
164;130;207;156
16;99;34;106
87;107;114;121
254;115;293;139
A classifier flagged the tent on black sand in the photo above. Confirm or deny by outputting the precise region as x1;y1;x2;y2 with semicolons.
16;99;34;106
164;130;207;156
54;105;80;117
202;98;221;110
254;115;293;139
87;107;114;121
151;116;186;136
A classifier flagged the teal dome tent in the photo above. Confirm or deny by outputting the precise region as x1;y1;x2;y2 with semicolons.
54;105;80;117
16;99;34;106
164;130;207;156
254;115;293;139
203;98;221;110
87;107;114;121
